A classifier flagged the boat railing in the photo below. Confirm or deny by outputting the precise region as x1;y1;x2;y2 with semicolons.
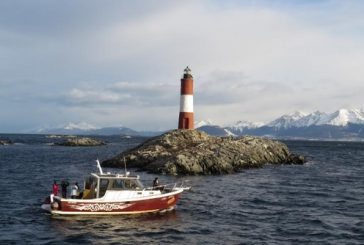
143;180;191;192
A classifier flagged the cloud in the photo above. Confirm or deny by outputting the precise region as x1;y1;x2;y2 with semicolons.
196;70;295;106
61;82;178;107
67;88;130;104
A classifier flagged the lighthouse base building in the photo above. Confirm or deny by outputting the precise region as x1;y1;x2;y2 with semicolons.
178;67;194;130
178;112;194;129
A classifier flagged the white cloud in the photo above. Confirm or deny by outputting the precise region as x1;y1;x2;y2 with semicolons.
68;88;129;104
64;82;178;107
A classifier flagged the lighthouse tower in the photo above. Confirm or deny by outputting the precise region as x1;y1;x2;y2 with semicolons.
178;66;194;129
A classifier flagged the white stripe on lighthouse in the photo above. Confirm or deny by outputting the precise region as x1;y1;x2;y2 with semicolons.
180;95;194;112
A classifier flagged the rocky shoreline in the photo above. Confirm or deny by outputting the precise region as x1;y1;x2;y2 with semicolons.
102;129;306;175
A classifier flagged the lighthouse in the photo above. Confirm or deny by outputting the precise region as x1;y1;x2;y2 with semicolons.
178;66;194;129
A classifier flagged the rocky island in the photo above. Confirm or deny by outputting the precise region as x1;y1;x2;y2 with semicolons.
55;137;106;146
102;129;306;175
0;139;13;145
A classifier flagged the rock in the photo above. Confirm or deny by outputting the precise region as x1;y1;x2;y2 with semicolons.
287;154;306;164
55;137;106;146
0;139;13;145
102;129;306;175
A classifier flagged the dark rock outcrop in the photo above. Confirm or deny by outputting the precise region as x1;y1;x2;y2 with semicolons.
102;129;306;175
0;139;13;145
55;137;106;146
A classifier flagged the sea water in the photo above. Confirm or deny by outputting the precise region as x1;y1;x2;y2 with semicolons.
0;135;363;244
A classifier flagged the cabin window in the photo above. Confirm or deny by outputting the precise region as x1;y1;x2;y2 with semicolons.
85;176;97;189
124;179;137;189
124;179;143;190
99;179;109;198
83;177;98;199
112;179;124;189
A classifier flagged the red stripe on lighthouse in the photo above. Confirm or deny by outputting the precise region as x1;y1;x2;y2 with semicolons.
181;79;193;95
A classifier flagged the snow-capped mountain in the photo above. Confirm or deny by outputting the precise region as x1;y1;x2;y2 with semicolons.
195;119;215;128
319;108;364;126
293;111;328;127
37;123;139;136
195;119;237;136
36;122;98;133
213;108;364;140
267;111;308;128
225;120;264;135
229;120;264;129
63;122;99;131
267;109;364;129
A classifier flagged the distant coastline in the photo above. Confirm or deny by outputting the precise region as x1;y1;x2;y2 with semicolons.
2;131;364;143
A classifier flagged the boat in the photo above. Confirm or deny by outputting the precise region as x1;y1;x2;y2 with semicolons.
41;160;190;215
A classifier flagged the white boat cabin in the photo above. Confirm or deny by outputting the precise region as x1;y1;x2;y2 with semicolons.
81;173;161;201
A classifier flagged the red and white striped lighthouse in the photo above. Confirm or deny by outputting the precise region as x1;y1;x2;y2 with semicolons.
178;66;194;129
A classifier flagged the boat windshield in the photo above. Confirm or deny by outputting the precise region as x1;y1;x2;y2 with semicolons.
83;175;145;199
109;178;144;190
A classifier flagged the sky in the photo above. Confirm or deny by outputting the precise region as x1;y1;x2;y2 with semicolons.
1;0;364;132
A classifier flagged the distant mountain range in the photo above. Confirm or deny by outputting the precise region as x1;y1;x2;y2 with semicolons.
199;108;364;140
266;109;364;128
34;109;364;140
35;122;162;137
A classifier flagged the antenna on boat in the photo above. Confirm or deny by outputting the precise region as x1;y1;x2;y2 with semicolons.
123;157;130;176
96;159;104;174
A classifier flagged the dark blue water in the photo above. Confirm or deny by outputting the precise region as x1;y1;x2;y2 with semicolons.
0;135;363;244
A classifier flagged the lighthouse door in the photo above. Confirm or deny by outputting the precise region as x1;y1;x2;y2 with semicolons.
183;118;189;129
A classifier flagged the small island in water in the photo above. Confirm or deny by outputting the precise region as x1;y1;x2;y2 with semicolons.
55;137;106;146
0;139;13;145
102;129;306;175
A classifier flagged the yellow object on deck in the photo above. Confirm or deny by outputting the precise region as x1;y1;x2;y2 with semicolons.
82;189;91;199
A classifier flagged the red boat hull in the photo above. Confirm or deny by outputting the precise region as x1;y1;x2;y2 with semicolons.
48;192;181;215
